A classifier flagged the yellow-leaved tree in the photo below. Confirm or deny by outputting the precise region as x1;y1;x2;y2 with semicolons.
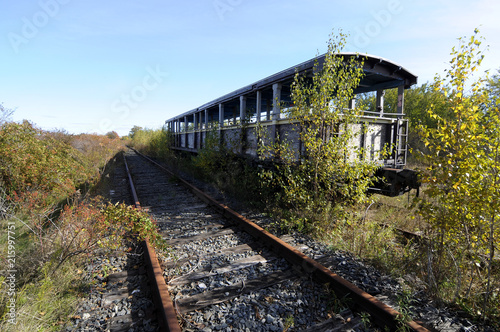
416;29;500;317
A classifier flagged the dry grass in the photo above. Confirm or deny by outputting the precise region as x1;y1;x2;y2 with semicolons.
365;192;427;234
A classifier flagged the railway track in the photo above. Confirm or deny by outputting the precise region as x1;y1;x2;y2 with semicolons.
123;148;431;332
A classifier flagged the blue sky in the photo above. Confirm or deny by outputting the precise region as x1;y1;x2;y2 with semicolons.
1;0;499;136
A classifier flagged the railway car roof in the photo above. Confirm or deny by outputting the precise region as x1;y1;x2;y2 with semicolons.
167;53;417;121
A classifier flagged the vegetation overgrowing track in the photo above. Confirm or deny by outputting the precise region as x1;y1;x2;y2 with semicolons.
123;148;431;332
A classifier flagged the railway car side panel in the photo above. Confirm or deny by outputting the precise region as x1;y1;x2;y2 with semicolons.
244;127;258;157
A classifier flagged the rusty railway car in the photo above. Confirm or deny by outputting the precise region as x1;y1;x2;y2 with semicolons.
165;53;420;196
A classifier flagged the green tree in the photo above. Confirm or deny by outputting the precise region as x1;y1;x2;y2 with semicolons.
105;131;119;139
415;29;500;315
128;125;143;139
259;31;378;230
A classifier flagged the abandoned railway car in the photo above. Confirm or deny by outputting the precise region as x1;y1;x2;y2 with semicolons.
165;53;420;196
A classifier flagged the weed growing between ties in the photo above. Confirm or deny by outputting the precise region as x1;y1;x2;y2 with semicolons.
0;122;167;331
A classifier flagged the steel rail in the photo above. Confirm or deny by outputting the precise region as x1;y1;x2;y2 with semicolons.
123;153;182;332
128;147;430;332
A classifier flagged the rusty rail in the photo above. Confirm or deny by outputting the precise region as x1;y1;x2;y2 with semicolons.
123;153;182;332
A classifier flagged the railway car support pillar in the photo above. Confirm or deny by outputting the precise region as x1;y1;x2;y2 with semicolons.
256;90;262;122
173;120;176;148
349;98;356;109
397;84;405;119
270;84;282;150
219;104;224;127
240;96;247;123
272;83;282;120
175;119;180;148
198;112;201;148
178;119;181;148
193;112;197;149
184;116;188;148
376;89;385;116
219;103;224;147
171;121;174;147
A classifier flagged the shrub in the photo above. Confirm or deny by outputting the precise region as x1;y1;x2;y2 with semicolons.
129;127;173;160
0;122;92;202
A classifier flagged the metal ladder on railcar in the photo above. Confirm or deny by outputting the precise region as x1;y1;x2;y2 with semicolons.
395;119;408;167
